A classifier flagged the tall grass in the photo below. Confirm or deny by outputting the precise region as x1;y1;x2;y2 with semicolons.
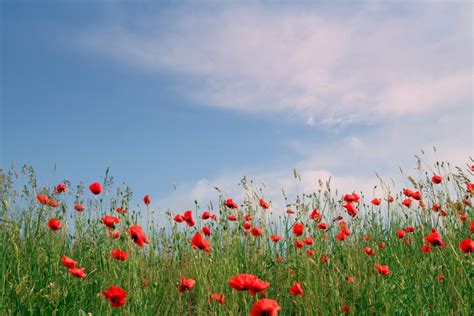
0;160;472;315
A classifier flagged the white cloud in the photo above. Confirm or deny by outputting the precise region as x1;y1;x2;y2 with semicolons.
77;2;471;126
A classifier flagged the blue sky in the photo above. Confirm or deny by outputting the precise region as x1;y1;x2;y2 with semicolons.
1;1;472;211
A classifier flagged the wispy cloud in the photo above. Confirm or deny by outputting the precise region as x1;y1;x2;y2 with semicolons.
77;2;471;126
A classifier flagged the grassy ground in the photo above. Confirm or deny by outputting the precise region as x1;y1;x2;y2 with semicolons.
0;162;472;315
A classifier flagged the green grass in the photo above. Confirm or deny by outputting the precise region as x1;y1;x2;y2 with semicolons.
0;161;473;315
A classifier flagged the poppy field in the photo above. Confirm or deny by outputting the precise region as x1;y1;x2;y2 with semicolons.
0;161;473;315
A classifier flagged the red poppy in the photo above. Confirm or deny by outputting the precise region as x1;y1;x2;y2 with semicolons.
228;273;270;296
191;232;211;253
68;267;86;278
344;202;358;217
374;264;390;276
270;234;281;242
287;209;295;215
243;222;252;230
102;285;127;307
224;198;238;209
110;249;128;261
432;203;441;212
304;237;313;245
363;235;371;241
293;223;304;236
343;193;360;203
109;230;121;239
317;222;328;230
48;218;61;230
259;198;269;209
421;245;431;253
432;175;443;184
386;196;394;203
129;225;150;247
289;282;303;296
411;191;422;201
209;292;225;304
183;210;195;227
402;199;412;207
437;274;445;280
396;230;406;239
89;182;102;195
61;256;77;269
55;183;67;193
320;255;329;263
371;198;381;206
228;215;237;221
275;256;285;261
364;247;375;256
250;298;281;316
341;306;350;314
202;226;211;236
294;240;304;248
37;194;49;204
309;208;322;221
347;276;354;283
251;226;262;237
459;238;473;254
403;226;415;233
460;215;468;221
202;211;213;220
173;214;184;223
102;216;119;229
306;249;315;257
143;194;151;206
74;204;85;212
467;182;474;194
377;241;386;249
425;228;446;247
179;277;196;293
116;207;128;214
403;189;413;197
470;221;474;233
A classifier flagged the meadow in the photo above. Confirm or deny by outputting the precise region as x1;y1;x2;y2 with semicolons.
0;160;472;315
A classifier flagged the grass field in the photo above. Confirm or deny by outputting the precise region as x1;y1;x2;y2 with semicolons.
0;161;473;315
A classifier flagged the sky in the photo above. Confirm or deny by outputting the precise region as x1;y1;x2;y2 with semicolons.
1;1;473;212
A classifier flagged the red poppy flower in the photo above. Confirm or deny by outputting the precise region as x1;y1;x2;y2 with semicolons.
228;215;237;221
191;232;211;253
202;226;211;236
129;225;150;247
317;222;328;230
259;198;269;209
432;175;443;184
89;182;102;195
48;218;61;230
460;215;468;221
467;182;474;194
402;199;412;207
304;237;313;245
411;191;422;201
109;230;121;239
306;249;315;257
179;277;196;293
347;276;354;283
364;247;375;256
294;240;304;248
143;194;151;206
61;256;77;269
289;282;303;296
440;209;448;216
470;221;474;233
251;226;262;237
421;245;431;253
245;215;252;221
55;183;67;193
102;285;127;307
320;255;329;263
183;210;195;227
68;267;86;278
341;306;350;314
110;249;128;261
209;292;225;304
250;298;281;316
363;235;371;241
116;207;128;214
293;222;304;236
270;234;281;242
287;209;295;214
432;203;441;212
173;214;184;223
224;198;238;209
343;193;360;203
374;264;390;276
437;274;445;280
459;238;473;254
371;198;381;206
396;230;406;239
201;211;213;220
403;189;413;197
403;226;415;233
344;202;358;217
243;222;252;230
228;273;270;296
276;256;285;261
74;203;85;212
102;215;119;229
386;196;394;203
309;208;322;221
425;228;446;247
37;194;49;204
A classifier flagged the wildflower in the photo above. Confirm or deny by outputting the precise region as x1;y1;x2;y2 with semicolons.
396;230;406;239
403;189;413;197
304;237;313;245
201;211;213;220
228;215;237;221
403;226;415;233
425;228;446;247
411;191;422;201
202;226;211;236
74;204;85;212
183;210;195;227
129;225;150;247
287;209;295;215
437;274;445;280
209;293;225;304
421;245;431;253
68;267;86;278
306;250;315;257
243;222;252;230
191;232;211;253
109;230;120;239
55;183;67;193
250;298;281;316
37;194;49;204
259;198;269;209
364;247;375;256
89;182;102;195
102;286;127;307
294;240;304;248
228;273;270;296
374;264;390;276
459;238;473;254
317;223;328;230
347;276;354;283
61;256;77;269
48;218;61;230
224;198;238;209
251;226;262;237
344;202;358;217
270;234;281;242
179;277;196;293
432;175;443;184
116;207;128;214
102;215;119;229
341;306;350;314
320;255;330;263
110;249;128;261
309;208;322;221
173;214;184;223
377;241;386;249
371;198;381;206
289;282;303;296
402;199;412;207
143;194;151;206
293;222;304;236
